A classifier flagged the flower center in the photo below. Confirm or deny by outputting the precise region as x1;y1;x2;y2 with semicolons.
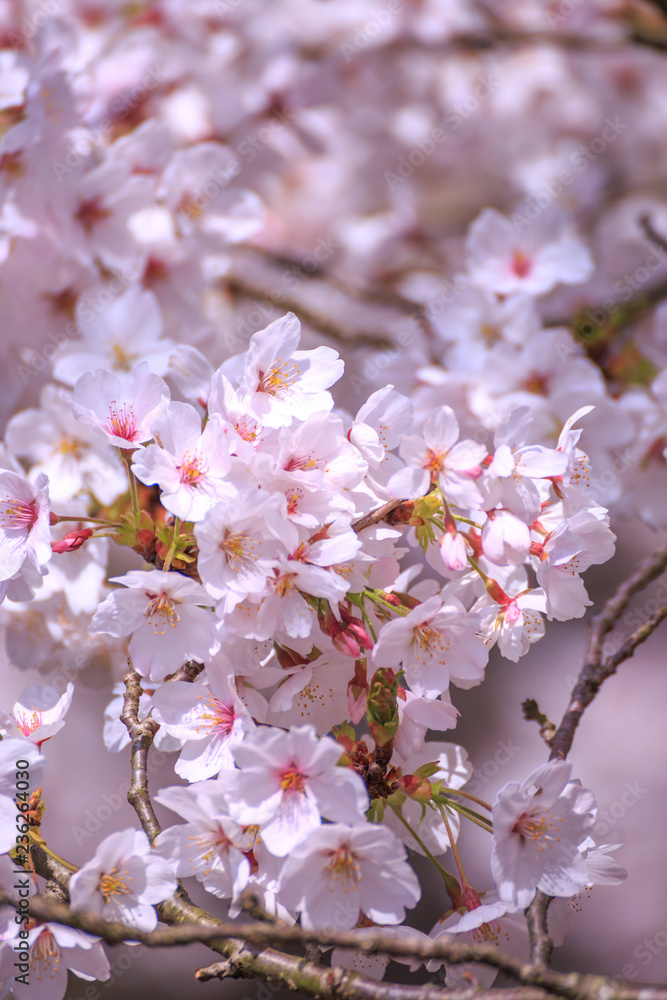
279;765;306;794
424;448;445;477
110;340;138;371
323;845;362;886
512;808;562;848
177;450;207;486
510;249;533;278
219;530;249;564
99;867;132;901
197;695;237;736
0;494;38;531
31;928;61;977
107;400;138;442
14;708;43;737
75;196;111;233
258;358;299;396
144;592;180;633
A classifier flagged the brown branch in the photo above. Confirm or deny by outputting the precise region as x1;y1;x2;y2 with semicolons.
352;498;406;533
3;884;666;1000
526;892;553;970
119;661;162;842
549;544;667;761
224;275;394;350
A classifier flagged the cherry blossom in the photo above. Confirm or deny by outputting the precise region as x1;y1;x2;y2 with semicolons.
0;683;73;745
227;725;370;856
278;823;421;930
490;761;598;908
68;362;170;450
68;828;177;931
89;569;219;679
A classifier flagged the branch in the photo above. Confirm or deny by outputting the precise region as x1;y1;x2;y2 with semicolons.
119;661;162;842
4;885;666;1000
352;498;407;533
549;544;667;761
526;892;553;970
224;275;394;350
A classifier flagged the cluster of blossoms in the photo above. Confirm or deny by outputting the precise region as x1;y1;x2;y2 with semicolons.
0;300;626;993
5;0;667;994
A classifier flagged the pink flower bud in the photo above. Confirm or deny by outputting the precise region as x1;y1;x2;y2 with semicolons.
52;528;94;553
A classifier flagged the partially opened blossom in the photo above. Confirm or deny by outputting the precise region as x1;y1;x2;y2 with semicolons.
0;469;51;581
227;724;369;856
0;682;73;745
89;569;219;679
68;362;170;450
69;828;177;931
278;823;421;930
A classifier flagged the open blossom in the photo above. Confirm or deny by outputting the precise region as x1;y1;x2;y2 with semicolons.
387;405;486;506
372;594;488;698
151;666;252;780
0;470;51;581
490;761;597;908
194;489;286;609
0;923;111;1000
69;828;177;931
131;402;233;521
278;823;421;930
68;362;170;450
465;208;594;296
227;725;370;856
217;313;344;428
89;569;219;680
155;781;251;900
0;683;73;745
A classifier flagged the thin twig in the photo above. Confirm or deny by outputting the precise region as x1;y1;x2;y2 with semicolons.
549;545;667;761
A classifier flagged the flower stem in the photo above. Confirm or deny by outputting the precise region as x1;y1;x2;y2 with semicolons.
438;797;493;833
162;517;182;573
365;589;410;616
388;801;462;905
51;514;121;527
439;787;492;812
122;450;140;519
